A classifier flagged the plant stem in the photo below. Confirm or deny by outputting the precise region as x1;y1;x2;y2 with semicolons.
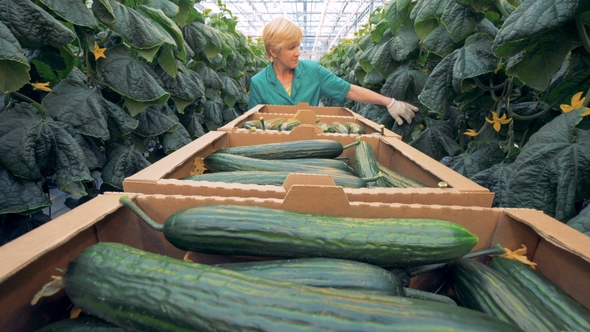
119;195;164;232
10;91;39;105
61;45;84;59
474;76;506;91
576;15;590;55
493;0;511;19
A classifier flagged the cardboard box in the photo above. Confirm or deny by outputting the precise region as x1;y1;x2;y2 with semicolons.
123;125;494;207
251;102;358;116
220;105;400;138
1;190;589;331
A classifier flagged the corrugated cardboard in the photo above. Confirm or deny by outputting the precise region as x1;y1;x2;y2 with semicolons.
251;102;358;116
1;190;589;331
219;107;400;138
123;125;494;207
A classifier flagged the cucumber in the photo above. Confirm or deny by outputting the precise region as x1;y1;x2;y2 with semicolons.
489;256;590;331
328;121;349;133
343;122;366;134
215;258;405;296
120;197;479;267
63;242;524;332
204;153;351;175
280;119;301;130
34;316;126;331
402;288;457;306
376;162;426;188
281;158;353;172
353;140;388;187
241;120;261;129
449;258;566;332
264;117;287;130
213;139;352;159
182;171;369;188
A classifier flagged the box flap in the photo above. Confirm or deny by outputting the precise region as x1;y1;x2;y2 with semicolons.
503;209;590;263
293;109;318;124
0;194;135;283
281;185;352;215
282;173;337;191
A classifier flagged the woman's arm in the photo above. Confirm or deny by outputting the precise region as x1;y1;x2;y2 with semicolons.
345;84;419;125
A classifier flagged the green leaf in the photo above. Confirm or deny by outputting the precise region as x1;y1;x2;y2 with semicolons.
0;20;30;92
191;21;222;58
182;24;207;54
409;118;464;161
193;61;224;90
381;63;428;101
201;99;223;126
144;0;179;18
454;33;499;81
102;143;151;190
91;0;174;50
385;0;412;35
389;24;421;62
418;50;460;115
423;25;458;57
358;43;377;73
173;0;195;27
506;110;590;222
0;0;75;49
370;19;390;43
470;161;514;208
218;72;241;98
38;0;99;30
157;44;178;78
566;205;590;236
133;104;178;137
177;106;206;139
440;0;486;43
505;31;576;92
411;0;451;22
0;103;93;195
74;133;106;170
493;0;590;57
97;45;170;114
0;164;50;214
371;38;396;77
140;5;186;61
449;141;505;178
156;64;205;104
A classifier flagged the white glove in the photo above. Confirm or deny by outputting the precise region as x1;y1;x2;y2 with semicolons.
386;98;419;125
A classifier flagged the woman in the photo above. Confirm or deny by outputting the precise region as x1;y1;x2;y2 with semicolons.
248;17;419;125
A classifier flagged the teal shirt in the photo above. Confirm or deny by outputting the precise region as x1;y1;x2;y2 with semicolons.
248;60;351;109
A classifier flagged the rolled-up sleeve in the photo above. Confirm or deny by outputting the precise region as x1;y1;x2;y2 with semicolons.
317;65;351;104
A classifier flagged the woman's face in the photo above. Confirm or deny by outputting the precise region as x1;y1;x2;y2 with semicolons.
273;43;300;69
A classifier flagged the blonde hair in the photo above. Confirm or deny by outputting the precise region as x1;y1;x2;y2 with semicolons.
262;17;303;60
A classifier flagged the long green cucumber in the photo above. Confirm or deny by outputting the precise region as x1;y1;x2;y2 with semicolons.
63;242;524;332
215;258;405;296
204;153;351;175
119;197;479;267
182;171;371;188
489;256;590;331
35;316;127;331
279;158;353;172
402;288;457;306
449;258;566;332
343;122;366;134
213;139;356;159
376;161;426;188
353;140;388;187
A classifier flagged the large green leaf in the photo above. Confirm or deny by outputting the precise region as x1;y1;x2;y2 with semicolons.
505;31;577;92
418;50;460;115
410;0;450;40
156;64;205;111
566;205;590;236
422;25;459;57
409;118;464;161
39;0;98;30
381;63;428;101
144;0;179;18
192;21;223;58
140;5;186;61
177;106;206;139
470;162;514;208
159;105;191;154
0;20;30;92
384;0;412;35
0;164;50;215
454;33;499;81
0;0;75;49
449;141;505;178
96;45;170;116
0;103;92;196
133;104;178;137
389;24;421;62
506;110;590;222
182;24;207;54
102;143;151;190
193;61;224;90
493;0;590;57
201;99;223;126
92;0;175;50
371;38;397;77
440;0;485;43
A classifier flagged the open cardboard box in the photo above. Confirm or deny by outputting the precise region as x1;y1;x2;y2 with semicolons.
1;189;589;331
251;102;358;116
219;105;400;138
123;125;494;207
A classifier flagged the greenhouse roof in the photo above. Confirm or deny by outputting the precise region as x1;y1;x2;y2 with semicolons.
197;0;384;60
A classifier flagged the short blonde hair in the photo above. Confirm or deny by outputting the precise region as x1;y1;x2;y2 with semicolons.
262;17;303;60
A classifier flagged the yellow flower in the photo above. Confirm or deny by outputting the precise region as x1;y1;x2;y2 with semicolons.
31;82;52;92
485;111;512;132
464;129;478;137
560;91;590;116
93;41;106;60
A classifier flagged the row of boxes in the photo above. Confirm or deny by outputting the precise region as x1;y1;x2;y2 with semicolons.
1;104;589;330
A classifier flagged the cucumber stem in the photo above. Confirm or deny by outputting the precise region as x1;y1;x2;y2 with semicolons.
361;173;383;183
342;138;361;150
119;195;164;232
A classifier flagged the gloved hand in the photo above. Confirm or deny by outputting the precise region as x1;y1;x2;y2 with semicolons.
386;98;419;125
